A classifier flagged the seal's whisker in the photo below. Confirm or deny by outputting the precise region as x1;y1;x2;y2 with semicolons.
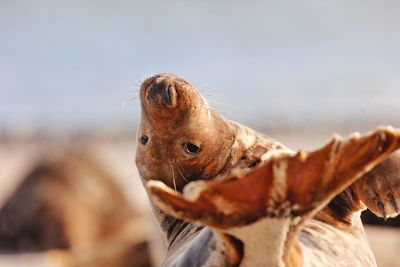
128;95;139;101
198;89;233;111
203;92;225;98
129;88;140;93
199;89;213;96
197;84;224;97
138;73;156;85
174;162;189;183
170;163;177;192
209;104;233;115
129;83;140;89
208;100;232;107
122;96;139;108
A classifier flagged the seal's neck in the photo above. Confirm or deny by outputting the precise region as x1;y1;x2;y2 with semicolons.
224;217;302;267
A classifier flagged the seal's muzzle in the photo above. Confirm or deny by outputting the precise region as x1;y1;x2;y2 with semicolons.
140;73;203;122
148;78;174;107
142;74;188;111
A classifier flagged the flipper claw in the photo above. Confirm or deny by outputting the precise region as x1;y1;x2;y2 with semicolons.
390;195;399;213
377;202;387;220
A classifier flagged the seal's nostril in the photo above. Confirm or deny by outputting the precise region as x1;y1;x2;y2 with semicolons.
149;81;172;106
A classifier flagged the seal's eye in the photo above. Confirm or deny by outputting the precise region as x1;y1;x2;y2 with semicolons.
182;142;201;155
140;135;149;145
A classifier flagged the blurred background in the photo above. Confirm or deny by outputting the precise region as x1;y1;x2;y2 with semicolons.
1;1;399;266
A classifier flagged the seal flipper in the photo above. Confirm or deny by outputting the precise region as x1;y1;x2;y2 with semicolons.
352;149;400;219
148;127;400;228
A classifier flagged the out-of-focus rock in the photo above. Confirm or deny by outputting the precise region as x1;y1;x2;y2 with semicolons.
0;149;152;267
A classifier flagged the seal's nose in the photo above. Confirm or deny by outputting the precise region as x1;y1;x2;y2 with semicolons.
148;79;173;106
141;73;192;110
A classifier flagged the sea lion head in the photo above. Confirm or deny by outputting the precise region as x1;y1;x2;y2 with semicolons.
135;73;236;191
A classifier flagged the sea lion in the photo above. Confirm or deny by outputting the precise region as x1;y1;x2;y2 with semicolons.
135;73;400;266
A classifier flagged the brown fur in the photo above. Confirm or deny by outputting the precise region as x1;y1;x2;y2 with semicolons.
136;73;400;267
136;73;238;192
